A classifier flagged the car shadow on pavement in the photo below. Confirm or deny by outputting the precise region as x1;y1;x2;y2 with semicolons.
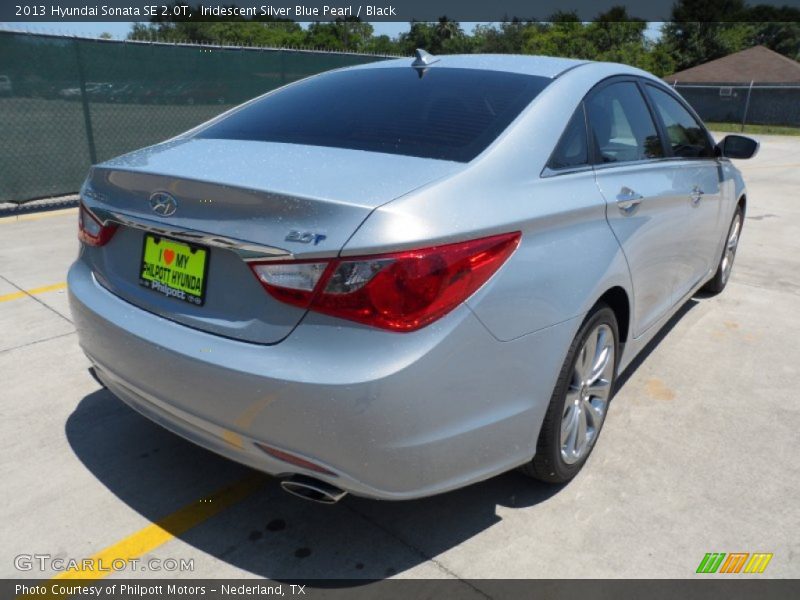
66;389;564;581
614;298;699;392
65;296;705;580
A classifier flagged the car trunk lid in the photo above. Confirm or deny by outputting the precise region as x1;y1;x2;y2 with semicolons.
82;138;462;344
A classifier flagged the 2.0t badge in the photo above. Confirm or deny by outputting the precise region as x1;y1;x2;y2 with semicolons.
285;229;327;245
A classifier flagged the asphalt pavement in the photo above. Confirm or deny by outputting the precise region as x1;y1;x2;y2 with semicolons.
1;135;798;582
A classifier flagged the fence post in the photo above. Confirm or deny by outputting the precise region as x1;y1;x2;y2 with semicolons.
279;49;287;84
74;38;97;164
741;80;754;133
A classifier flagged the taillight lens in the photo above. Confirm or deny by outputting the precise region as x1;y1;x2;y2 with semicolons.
78;204;117;247
249;232;520;332
251;261;331;309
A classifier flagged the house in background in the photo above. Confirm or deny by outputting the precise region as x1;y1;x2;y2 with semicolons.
664;45;800;127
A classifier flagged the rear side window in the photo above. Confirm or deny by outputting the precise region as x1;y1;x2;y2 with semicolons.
197;67;551;162
586;82;663;163
646;85;714;158
547;104;589;170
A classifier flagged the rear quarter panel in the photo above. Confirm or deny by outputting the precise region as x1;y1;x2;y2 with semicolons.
342;63;637;342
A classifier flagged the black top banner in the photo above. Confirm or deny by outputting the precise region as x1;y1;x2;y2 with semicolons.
4;0;800;22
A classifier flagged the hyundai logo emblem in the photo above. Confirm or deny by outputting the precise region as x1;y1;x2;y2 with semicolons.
149;192;178;217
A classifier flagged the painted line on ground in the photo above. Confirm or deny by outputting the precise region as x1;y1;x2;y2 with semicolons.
18;473;267;597
0;207;77;224
0;282;67;303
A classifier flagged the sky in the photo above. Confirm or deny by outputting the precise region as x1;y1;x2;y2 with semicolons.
4;21;665;41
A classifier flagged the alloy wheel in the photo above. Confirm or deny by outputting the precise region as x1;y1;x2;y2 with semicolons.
721;213;742;285
560;323;615;465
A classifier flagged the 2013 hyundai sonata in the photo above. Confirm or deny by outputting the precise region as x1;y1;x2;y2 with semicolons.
69;51;758;502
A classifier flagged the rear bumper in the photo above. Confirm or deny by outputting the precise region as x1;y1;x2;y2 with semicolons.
68;259;577;499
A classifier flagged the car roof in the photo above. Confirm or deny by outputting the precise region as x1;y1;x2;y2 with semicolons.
353;53;590;79
350;53;662;85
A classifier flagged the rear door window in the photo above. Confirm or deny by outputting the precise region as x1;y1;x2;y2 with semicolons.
586;82;664;164
197;67;551;163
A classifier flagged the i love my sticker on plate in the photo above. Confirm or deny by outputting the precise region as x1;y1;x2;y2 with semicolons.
139;234;208;305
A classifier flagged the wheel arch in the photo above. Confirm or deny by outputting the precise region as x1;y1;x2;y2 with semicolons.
595;286;630;346
737;193;747;215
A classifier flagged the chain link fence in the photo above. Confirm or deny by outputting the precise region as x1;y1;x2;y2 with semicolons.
673;83;800;130
0;31;391;203
5;31;797;204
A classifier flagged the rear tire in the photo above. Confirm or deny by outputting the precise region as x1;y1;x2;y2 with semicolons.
703;207;744;295
522;304;619;483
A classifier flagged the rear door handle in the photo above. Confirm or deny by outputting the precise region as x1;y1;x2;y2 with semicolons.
690;185;704;206
616;187;643;213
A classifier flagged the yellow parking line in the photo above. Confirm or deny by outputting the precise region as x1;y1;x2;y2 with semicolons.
0;207;77;223
0;282;67;303
54;474;265;583
0;207;77;224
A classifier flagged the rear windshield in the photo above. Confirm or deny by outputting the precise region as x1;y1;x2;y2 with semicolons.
196;67;550;162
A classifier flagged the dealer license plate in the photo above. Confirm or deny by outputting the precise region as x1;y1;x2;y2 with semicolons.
139;234;208;306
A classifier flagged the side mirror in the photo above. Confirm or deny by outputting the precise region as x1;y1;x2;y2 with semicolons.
716;135;759;159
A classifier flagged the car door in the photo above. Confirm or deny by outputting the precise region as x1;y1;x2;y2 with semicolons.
643;83;724;298
586;79;687;338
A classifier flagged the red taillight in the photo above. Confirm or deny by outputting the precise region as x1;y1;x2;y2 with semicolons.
78;203;117;247
250;232;520;332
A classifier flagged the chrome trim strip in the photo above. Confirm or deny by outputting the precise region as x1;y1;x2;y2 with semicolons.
591;157;667;172
543;156;718;178
540;164;594;178
88;206;293;262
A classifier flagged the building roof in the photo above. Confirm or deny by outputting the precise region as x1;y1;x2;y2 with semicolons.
665;45;800;84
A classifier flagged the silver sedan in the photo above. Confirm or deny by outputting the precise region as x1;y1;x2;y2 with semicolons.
69;51;757;502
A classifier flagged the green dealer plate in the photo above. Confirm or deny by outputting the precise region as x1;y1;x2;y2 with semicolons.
139;234;209;306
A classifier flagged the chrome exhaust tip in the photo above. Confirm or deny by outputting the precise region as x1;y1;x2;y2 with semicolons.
280;474;347;504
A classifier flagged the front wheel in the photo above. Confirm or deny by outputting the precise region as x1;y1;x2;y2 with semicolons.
521;305;618;483
703;207;743;294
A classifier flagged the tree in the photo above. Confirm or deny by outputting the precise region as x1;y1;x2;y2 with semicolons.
642;41;676;78
398;18;467;55
363;34;400;55
519;12;597;59
472;20;532;54
744;5;800;61
304;19;374;51
586;6;647;55
128;20;305;46
125;2;799;71
659;0;781;71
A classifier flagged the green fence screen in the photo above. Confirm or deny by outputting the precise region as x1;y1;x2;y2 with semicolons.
0;31;388;203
